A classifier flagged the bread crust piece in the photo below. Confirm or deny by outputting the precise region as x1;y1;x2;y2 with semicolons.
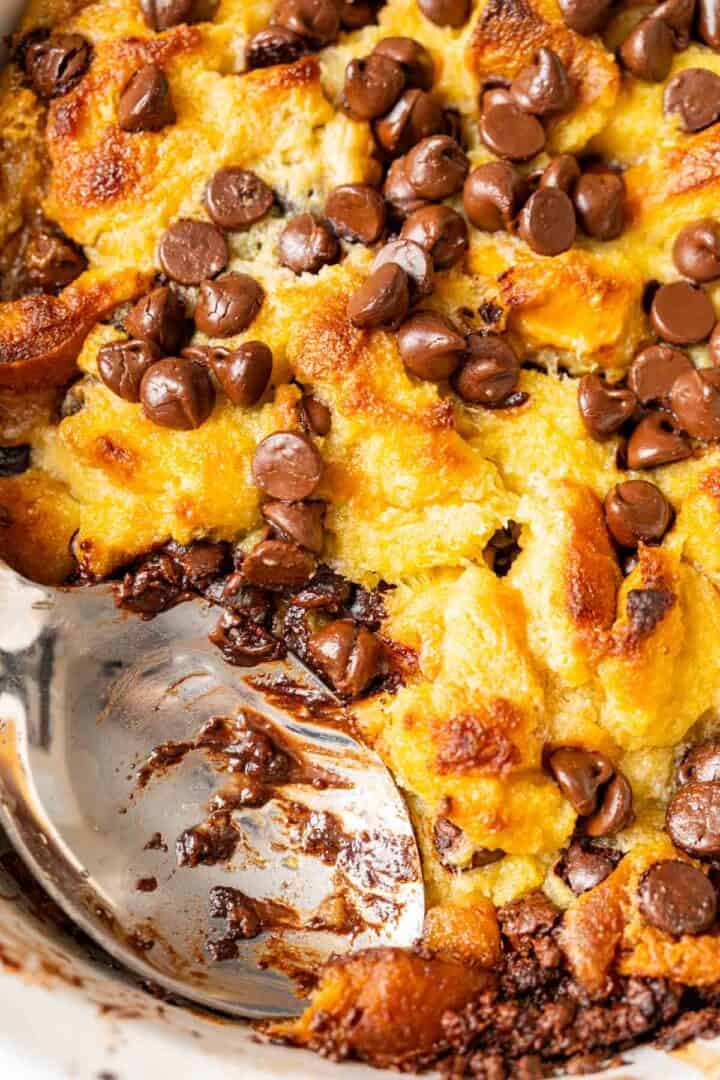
3;0;720;1071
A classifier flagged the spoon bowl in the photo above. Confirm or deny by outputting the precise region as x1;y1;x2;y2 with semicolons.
0;562;424;1018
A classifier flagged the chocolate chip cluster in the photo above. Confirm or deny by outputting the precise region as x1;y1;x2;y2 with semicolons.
97;166;279;428
245;0;387;71
579;220;720;474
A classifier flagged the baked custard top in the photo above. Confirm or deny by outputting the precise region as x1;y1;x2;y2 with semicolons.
3;0;720;1072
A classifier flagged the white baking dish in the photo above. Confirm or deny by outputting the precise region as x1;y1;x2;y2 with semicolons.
0;1;717;1074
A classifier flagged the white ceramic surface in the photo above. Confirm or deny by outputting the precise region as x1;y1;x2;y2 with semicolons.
0;1;718;1075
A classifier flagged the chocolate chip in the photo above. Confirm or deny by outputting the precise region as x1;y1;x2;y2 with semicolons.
518;188;576;256
699;0;720;46
308;618;382;696
245;26;307;68
510;48;573;117
573;171;625;241
558;0;613;34
400;204;467;269
416;0;471;26
654;0;695;45
584;771;634;837
25;33;91;99
140;357;215;429
347;263;410;329
626;413;692;468
206;341;273;405
639;860;717;935
299;394;332;435
339;0;378;28
604;480;673;548
343;54;405;121
140;0;199;30
397;310;466;380
628;343;693;405
620;18;674;82
278;214;339;275
673;219;720;283
0;445;31;477
650;281;716;345
670;368;720;440
383;157;430;222
262;499;325;553
203;168;273;232
194;272;264;337
23;230;86;291
667;781;720;857
540;154;580;194
242;538;315;589
404;135;469;200
664;68;720;133
678;741;720;785
252;431;323;500
453;333;519;405
555;840;620;894
480;77;513;112
97;340;161;402
158;220;228;286
126;285;188;354
480;103;546;163
118;64;175;133
373;90;446;157
325;184;386;245
372;37;434;91
371;237;434;299
273;0;340;46
578;375;636;440
463;162;529;232
547;747;615;816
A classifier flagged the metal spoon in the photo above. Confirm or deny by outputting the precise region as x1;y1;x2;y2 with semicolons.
0;561;424;1018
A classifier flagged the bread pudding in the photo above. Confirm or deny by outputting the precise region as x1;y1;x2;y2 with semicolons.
3;0;720;1072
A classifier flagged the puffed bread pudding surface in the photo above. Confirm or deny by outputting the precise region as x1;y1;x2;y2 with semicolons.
4;0;720;1072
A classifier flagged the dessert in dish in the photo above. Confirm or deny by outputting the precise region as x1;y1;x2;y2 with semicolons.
3;0;720;1072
